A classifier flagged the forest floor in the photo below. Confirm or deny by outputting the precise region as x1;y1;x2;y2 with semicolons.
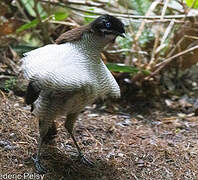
0;92;198;180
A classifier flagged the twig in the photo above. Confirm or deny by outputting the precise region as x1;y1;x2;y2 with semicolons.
0;90;6;99
15;0;30;21
131;172;139;180
135;0;160;42
39;0;198;20
132;1;161;66
149;0;171;67
48;20;79;27
0;75;15;79
161;0;170;20
108;13;198;20
158;2;184;13
146;45;198;79
42;0;104;7
149;28;161;67
155;20;175;55
72;11;188;24
160;20;175;46
166;35;186;58
140;0;161;67
107;49;148;55
34;0;50;44
184;35;198;40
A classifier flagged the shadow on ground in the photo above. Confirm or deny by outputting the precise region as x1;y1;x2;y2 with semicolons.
25;146;118;180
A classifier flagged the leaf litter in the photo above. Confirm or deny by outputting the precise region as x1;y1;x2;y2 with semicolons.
0;93;198;179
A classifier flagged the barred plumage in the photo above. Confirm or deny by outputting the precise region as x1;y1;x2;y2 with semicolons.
21;14;125;173
22;35;120;116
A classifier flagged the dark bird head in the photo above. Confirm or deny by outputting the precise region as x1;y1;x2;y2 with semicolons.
90;14;125;39
56;14;125;45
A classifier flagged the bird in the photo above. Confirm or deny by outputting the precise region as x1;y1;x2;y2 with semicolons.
21;14;125;173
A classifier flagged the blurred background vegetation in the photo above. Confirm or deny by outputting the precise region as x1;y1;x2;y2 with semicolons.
0;0;198;105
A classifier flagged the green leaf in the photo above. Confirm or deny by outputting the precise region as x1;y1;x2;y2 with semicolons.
185;0;198;8
129;0;151;15
106;63;140;73
106;63;151;75
20;0;36;17
20;0;47;17
54;12;68;21
16;19;39;33
11;45;39;55
16;16;47;33
84;8;96;24
16;11;69;33
21;32;43;46
4;77;17;92
141;69;150;75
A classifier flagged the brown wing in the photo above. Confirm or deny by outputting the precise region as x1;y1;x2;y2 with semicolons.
55;25;91;44
25;81;41;105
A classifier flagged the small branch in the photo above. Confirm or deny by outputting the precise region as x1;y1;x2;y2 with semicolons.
142;0;161;67
184;35;198;40
158;2;184;13
161;0;170;20
154;20;175;55
107;49;148;55
135;0;160;42
72;12;187;24
0;75;15;79
149;28;161;67
48;20;79;27
61;0;105;7
149;0;172;67
146;45;198;79
40;0;198;20
160;20;175;46
15;0;30;21
34;0;50;44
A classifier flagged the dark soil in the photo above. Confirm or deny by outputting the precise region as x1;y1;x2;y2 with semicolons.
0;93;198;180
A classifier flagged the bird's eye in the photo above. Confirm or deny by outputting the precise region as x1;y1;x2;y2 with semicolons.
105;22;111;28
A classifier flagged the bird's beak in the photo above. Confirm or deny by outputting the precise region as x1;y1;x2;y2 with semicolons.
119;33;127;38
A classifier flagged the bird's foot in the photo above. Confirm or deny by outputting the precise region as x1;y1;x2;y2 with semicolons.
78;153;95;167
32;155;47;174
42;126;57;144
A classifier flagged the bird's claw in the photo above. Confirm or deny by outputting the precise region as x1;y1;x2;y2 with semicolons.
78;153;95;167
32;155;47;174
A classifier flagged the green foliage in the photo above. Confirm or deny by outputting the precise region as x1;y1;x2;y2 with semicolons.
106;63;139;73
106;63;150;75
12;45;38;55
21;32;43;46
185;0;198;8
20;0;47;17
84;8;97;24
4;78;16;91
117;27;154;54
129;0;151;15
139;29;154;47
54;12;69;21
117;34;133;49
16;18;40;33
16;11;68;33
116;34;133;56
17;0;69;33
117;0;154;51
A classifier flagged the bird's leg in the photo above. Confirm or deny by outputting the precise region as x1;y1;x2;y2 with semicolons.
32;138;47;174
65;114;94;167
32;118;51;174
68;130;94;167
42;121;57;144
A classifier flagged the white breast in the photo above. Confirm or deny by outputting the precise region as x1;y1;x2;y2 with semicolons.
22;38;120;117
